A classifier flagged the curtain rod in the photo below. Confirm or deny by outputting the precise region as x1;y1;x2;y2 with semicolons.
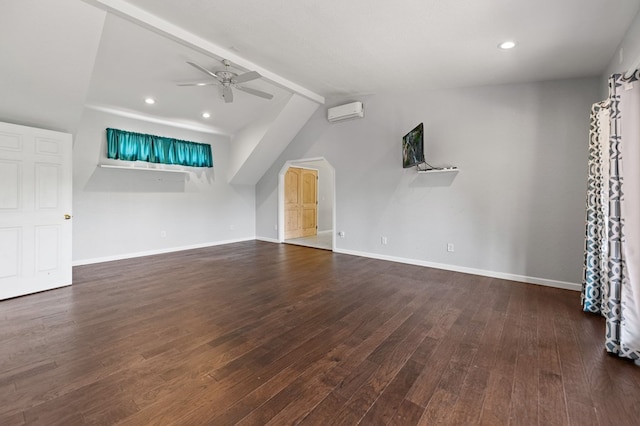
624;52;640;78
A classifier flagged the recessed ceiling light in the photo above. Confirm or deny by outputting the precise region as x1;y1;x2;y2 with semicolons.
498;41;517;50
202;112;211;118
144;97;156;105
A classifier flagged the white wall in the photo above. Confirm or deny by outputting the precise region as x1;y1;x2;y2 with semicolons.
603;8;640;83
73;108;255;264
256;78;601;285
314;161;334;232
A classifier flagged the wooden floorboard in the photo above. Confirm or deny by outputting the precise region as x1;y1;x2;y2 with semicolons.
1;240;639;425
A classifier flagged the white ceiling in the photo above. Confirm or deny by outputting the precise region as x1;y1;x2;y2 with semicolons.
85;13;292;136
0;0;106;134
2;0;639;137
111;0;640;97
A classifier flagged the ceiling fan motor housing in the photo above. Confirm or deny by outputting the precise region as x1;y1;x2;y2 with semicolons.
183;59;273;102
216;71;237;82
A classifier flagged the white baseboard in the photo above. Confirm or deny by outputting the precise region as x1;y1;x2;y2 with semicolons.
72;237;255;266
255;236;280;243
333;248;581;292
73;237;582;292
256;231;332;244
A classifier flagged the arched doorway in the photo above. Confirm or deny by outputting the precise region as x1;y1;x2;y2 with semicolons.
278;157;335;251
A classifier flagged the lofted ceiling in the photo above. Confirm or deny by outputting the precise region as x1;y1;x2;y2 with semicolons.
1;0;639;137
0;0;106;134
107;0;640;97
83;0;640;135
85;13;293;136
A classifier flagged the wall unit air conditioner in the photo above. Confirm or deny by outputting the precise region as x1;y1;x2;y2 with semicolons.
327;101;364;122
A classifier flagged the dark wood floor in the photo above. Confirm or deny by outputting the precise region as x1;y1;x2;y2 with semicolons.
1;241;639;425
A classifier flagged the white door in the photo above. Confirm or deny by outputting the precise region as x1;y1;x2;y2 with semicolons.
0;121;72;300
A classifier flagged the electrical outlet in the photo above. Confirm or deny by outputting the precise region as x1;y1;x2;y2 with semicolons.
160;230;167;238
381;236;388;245
338;231;345;238
447;243;454;252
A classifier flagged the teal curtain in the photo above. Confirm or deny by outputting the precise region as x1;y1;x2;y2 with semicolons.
152;136;175;165
106;128;213;168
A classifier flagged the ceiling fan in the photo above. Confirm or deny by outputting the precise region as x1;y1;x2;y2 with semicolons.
179;59;274;103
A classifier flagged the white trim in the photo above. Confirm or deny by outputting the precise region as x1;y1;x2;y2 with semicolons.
72;237;254;266
256;236;280;244
72;236;581;292
333;248;581;292
84;104;230;135
83;0;324;105
278;157;336;252
98;163;190;173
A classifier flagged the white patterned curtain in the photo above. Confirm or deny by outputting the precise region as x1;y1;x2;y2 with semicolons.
582;70;640;363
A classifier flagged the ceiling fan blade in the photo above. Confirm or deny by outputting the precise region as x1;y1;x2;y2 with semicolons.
236;86;274;100
176;82;217;86
233;71;261;84
186;61;222;82
222;86;234;103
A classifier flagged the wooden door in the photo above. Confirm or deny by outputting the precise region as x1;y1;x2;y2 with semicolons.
284;167;317;240
284;167;302;239
0;122;73;300
300;169;318;237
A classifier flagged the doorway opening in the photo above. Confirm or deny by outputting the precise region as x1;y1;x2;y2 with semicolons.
278;157;335;251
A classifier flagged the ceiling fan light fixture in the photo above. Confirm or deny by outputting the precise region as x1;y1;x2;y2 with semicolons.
182;59;272;103
144;97;156;104
498;40;517;50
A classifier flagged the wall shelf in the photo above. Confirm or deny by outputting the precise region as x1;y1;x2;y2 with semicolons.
98;164;190;174
417;167;459;174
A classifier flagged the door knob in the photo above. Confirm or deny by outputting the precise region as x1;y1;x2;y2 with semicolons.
64;214;72;220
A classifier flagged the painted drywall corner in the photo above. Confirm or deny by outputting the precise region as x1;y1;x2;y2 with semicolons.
228;93;320;185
